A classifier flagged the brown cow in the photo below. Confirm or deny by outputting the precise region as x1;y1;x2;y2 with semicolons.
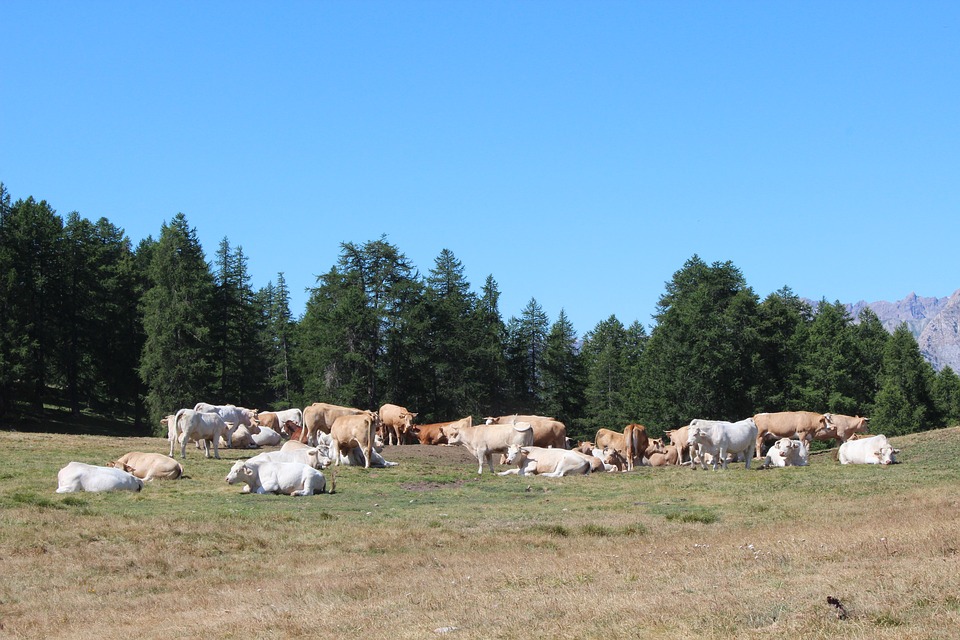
379;403;418;446
486;415;566;449
256;411;281;432
595;424;648;471
329;413;379;469
417;417;471;445
302;403;367;446
753;411;830;458
666;426;691;466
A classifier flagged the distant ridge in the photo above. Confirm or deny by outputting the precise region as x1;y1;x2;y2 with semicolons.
806;290;960;372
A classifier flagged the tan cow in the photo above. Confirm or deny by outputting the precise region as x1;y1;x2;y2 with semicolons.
379;403;418;446
816;413;870;444
497;445;591;477
329;413;379;469
442;419;534;474
302;403;367;446
666;426;692;466
486;415;567;449
753;411;830;457
109;452;183;480
595;424;648;471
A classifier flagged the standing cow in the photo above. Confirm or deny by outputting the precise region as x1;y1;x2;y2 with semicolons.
302;403;367;446
753;411;830;458
687;418;758;471
486;415;567;449
329;412;379;469
443;420;534;474
594;424;648;471
379;403;418;446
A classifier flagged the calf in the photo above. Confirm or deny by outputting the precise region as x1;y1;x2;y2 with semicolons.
497;445;590;477
225;460;328;495
56;462;143;493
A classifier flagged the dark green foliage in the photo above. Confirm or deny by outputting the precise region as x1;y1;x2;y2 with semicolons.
505;298;550;412
636;256;761;429
138;213;216;430
541;310;586;431
932;366;960;426
753;287;811;411
872;323;937;435
261;273;298;408
581;315;632;435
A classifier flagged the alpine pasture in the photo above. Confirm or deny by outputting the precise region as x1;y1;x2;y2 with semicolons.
1;427;959;639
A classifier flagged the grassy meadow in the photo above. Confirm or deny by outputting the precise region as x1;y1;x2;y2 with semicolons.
1;427;959;639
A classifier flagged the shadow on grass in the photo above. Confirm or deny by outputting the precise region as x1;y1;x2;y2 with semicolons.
0;404;152;437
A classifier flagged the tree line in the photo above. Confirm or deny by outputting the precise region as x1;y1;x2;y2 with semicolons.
2;183;958;441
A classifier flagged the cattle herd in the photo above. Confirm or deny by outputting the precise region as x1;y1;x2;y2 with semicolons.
54;402;900;494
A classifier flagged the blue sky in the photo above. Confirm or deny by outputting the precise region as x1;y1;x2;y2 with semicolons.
3;1;958;335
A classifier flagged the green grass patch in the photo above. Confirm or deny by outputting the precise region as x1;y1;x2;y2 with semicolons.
649;502;719;524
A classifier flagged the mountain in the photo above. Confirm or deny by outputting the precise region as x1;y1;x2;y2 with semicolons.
824;290;960;372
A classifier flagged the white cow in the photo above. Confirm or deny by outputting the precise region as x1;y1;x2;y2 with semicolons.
193;403;259;446
56;462;144;493
838;434;900;465
169;409;230;459
498;445;591;477
762;438;809;468
225;460;327;495
442;420;534;474
246;448;332;470
221;423;261;449
687;418;758;471
251;426;282;447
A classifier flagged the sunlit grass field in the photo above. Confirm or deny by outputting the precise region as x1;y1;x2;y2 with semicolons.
1;427;959;639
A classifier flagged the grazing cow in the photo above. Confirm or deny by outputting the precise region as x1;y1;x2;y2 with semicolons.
687;418;758;471
56;462;143;493
168;409;230;459
302;402;367;446
329;413;378;469
251;426;282;447
816;413;871;444
595;424;648;471
838;434;900;465
225;460;328;495
109;452;183;480
443;419;534;474
762;438;809;468
379;403;418;446
753;411;830;457
485;415;567;449
498;445;591;477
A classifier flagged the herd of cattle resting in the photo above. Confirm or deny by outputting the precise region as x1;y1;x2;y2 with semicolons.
54;402;902;494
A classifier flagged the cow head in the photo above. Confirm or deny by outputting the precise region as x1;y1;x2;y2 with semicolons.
504;444;524;464
687;424;707;446
876;446;900;465
441;425;462;445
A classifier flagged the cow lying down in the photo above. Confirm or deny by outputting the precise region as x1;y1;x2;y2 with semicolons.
109;452;184;480
762;438;809;468
838;434;899;465
498;445;591;477
225;460;328;495
57;461;144;493
293;432;398;468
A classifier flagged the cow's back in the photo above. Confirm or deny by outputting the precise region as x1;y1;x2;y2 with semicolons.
754;411;823;437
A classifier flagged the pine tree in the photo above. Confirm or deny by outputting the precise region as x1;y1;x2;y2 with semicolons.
872;323;937;436
753;287;811;412
636;256;760;428
850;307;889;414
139;213;216;430
581;315;631;434
796;301;861;413
469;275;508;416
505;298;549;412
932;366;960;427
541;310;585;431
262;273;297;407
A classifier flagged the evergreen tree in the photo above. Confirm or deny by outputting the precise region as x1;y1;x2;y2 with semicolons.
469;275;509;416
0;196;65;408
421;249;475;420
505;298;549;412
541;309;585;431
753;287;811;412
932;366;960;427
636;256;761;428
581;315;630;434
139;213;216;430
796;301;861;413
621;320;649;423
262;273;298;407
872;323;937;436
850;307;889;414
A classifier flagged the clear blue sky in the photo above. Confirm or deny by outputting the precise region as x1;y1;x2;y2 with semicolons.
3;1;958;335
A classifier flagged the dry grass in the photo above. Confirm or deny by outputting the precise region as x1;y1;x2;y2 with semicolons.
1;428;959;639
